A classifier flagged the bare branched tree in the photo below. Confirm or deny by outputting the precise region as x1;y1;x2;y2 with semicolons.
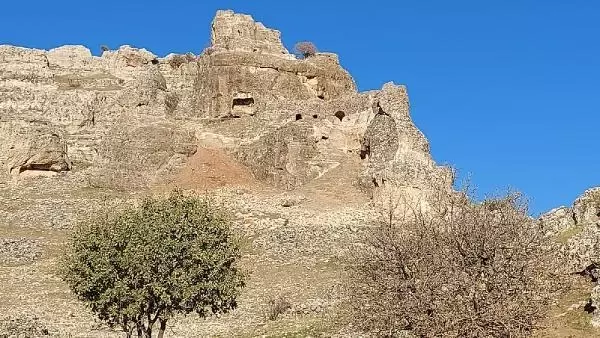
294;41;318;58
349;186;564;337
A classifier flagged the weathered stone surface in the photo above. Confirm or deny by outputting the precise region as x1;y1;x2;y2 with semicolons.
358;83;452;193
47;45;94;69
0;42;196;188
539;187;600;240
0;9;450;202
591;284;600;327
8;132;71;176
0;10;485;337
211;10;291;56
236;124;320;189
539;206;576;235
574;187;600;226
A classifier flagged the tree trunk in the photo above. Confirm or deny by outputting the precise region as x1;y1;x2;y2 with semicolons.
157;320;167;338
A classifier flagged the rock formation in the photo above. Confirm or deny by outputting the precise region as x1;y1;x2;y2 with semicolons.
540;187;600;327
0;9;449;198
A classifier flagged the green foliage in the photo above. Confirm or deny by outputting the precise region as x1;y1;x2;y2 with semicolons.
61;191;245;337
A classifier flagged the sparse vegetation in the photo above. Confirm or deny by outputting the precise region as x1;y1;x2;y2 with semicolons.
60;191;245;337
0;315;50;337
168;53;196;69
349;187;564;337
266;295;292;321
294;41;317;58
168;54;187;69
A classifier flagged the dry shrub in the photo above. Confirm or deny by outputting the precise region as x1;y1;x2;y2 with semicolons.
168;54;187;69
266;295;292;321
349;187;564;337
184;52;196;62
294;41;317;58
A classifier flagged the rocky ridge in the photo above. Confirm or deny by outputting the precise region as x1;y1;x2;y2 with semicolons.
0;9;450;199
540;187;600;328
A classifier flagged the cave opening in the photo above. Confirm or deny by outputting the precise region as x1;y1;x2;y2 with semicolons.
232;97;254;107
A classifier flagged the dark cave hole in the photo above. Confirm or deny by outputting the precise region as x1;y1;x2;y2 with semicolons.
232;97;254;107
334;111;345;122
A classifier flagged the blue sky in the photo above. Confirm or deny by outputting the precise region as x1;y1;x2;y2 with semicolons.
1;1;598;215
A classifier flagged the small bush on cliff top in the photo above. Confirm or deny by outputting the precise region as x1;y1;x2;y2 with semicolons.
294;41;317;58
61;191;245;338
349;187;563;337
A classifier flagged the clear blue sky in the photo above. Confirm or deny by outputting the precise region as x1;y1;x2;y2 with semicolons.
1;1;598;215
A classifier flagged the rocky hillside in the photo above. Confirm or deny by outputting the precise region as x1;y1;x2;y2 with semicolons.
0;10;455;337
0;9;450;197
2;9;596;338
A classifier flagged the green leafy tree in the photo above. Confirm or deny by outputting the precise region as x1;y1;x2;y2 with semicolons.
61;191;245;337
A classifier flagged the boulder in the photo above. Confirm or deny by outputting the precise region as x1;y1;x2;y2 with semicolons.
8;133;71;176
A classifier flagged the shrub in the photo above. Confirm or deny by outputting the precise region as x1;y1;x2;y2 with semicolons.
266;295;292;321
184;52;196;62
168;54;188;69
100;45;110;53
61;191;245;338
349;188;563;337
294;41;317;58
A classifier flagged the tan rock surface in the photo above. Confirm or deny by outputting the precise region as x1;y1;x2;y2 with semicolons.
0;9;453;337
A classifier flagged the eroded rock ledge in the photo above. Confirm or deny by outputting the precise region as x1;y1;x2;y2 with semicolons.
0;9;450;199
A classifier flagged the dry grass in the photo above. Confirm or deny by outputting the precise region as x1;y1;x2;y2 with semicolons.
535;276;600;337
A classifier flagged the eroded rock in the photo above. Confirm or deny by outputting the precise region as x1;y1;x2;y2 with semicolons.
8;133;71;177
574;188;600;226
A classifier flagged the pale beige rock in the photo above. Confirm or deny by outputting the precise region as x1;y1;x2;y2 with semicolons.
8;133;71;176
591;285;600;327
47;45;94;69
573;187;600;226
0;9;445;199
539;206;576;235
211;10;291;57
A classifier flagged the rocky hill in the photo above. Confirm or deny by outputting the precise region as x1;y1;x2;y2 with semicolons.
0;9;450;197
1;9;597;338
0;10;454;337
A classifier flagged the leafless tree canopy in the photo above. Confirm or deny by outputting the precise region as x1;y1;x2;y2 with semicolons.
349;188;563;337
294;41;317;58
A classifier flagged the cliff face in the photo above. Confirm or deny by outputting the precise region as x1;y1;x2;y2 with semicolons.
0;9;450;198
0;44;196;189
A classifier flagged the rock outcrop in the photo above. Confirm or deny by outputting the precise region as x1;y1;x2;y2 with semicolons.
0;44;197;188
540;187;600;327
540;187;600;237
0;9;448;198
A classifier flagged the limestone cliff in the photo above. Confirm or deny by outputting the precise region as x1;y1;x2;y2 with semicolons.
0;9;449;198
